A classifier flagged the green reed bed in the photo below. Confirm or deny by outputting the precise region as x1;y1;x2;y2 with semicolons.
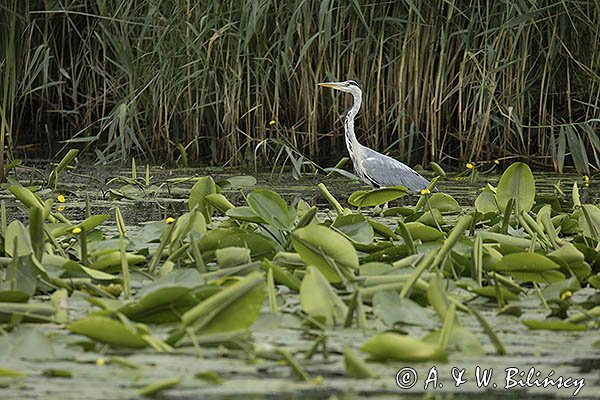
1;1;600;174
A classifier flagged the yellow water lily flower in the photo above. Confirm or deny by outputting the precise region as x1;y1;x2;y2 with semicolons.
466;162;474;170
494;159;500;165
71;227;82;234
420;188;431;195
96;358;105;366
166;217;176;224
269;120;276;126
57;194;65;203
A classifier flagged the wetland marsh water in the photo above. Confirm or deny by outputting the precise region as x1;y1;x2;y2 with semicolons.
1;165;599;399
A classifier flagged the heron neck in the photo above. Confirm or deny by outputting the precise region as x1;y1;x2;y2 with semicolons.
344;91;362;152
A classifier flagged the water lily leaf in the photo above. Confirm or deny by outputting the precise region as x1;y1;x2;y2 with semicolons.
359;262;393;275
175;272;265;339
170;210;207;245
204;193;235;213
579;204;600;240
291;224;359;283
226;206;266;224
548;243;591;280
0;327;56;359
132;221;167;243
138;377;181;396
360;332;447;362
475;185;498;214
332;213;374;244
8;185;44;210
246;189;292;230
189;176;217;219
404;222;445;242
492;252;565;283
541;276;581;301
343;346;377;378
216;247;252;267
119;287;197;323
217;175;257;189
218;232;280;260
261;260;302;291
368;219;399;240
0;290;30;302
300;266;348;326
496;162;535;214
89;251;146;271
522;319;587;331
0;368;26;377
372;291;435;327
348;186;408;207
415;209;446;227
68;214;109;235
423;326;485;356
63;260;118;281
5;220;33;257
470;286;520;301
68;316;147;348
428;193;460;212
589;274;600;289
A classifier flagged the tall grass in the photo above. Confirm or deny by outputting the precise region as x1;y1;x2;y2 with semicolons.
1;1;599;173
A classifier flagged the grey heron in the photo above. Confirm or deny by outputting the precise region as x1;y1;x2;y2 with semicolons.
318;80;432;193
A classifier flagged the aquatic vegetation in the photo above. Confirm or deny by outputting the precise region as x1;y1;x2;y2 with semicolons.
0;161;599;397
2;2;600;172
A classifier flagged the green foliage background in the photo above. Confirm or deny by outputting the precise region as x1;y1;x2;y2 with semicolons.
1;1;600;170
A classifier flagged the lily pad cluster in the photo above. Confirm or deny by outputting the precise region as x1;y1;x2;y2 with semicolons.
0;161;599;394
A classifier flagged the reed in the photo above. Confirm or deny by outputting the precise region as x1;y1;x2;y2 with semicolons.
1;1;599;173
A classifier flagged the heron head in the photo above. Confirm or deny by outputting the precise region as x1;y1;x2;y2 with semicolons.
318;80;361;94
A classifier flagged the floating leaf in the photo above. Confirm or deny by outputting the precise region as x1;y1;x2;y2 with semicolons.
475;185;498;214
300;266;348;326
332;213;374;244
496;162;535;214
360;332;447;362
372;291;435;327
247;189;292;230
189;177;217;219
348;186;408;207
291;224;359;283
170;272;265;343
428;193;460;212
226;206;266;224
68;316;148;348
522;319;587;331
403;222;445;242
138;377;181;396
492;252;565;283
343;346;376;378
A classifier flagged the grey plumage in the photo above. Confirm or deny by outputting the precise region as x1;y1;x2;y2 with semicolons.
318;80;432;193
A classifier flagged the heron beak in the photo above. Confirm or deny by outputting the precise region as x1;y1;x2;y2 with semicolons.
318;82;342;89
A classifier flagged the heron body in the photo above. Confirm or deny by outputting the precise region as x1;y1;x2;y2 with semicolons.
319;80;432;193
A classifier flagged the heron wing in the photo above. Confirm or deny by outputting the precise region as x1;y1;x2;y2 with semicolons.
360;154;430;192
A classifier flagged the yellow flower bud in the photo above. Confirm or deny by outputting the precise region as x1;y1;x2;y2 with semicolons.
583;175;590;183
96;358;105;366
494;159;500;165
166;217;176;224
560;290;573;301
269;120;276;126
71;227;82;234
420;188;431;195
